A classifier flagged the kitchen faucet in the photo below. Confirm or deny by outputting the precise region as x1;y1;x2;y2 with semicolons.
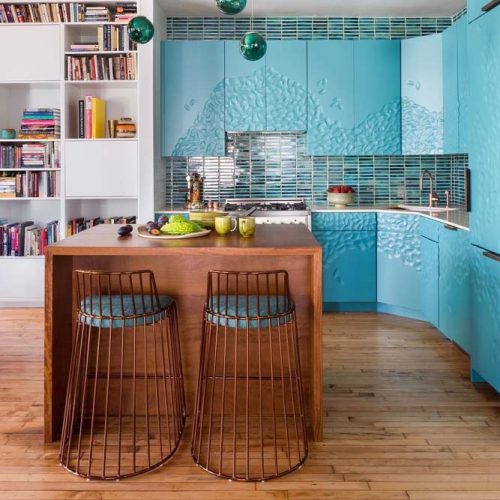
419;169;440;208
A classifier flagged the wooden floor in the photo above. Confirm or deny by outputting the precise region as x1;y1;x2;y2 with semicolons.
1;309;500;499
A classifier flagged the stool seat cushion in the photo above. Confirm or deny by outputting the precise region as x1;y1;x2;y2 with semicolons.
80;294;173;328
207;295;292;328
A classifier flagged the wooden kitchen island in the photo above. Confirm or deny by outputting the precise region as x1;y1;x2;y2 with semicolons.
44;224;323;443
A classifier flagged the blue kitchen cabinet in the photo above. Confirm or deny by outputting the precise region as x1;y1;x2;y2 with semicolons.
439;226;471;352
442;24;459;154
468;7;500;254
456;16;468;153
468;0;486;23
307;41;355;155
353;40;401;155
161;41;225;157
420;236;439;328
401;33;444;155
312;213;377;308
470;245;500;391
266;41;307;131
377;214;422;318
225;40;266;132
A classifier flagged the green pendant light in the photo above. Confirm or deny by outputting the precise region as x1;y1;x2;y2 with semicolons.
239;0;266;61
127;16;155;44
240;31;267;61
216;0;247;15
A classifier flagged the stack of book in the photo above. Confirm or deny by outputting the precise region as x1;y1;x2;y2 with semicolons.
18;109;61;139
115;3;137;21
78;96;106;139
97;25;136;51
14;171;59;198
69;42;99;52
66;53;136;80
0;176;16;198
21;142;60;169
0;219;59;256
67;215;136;235
84;5;111;22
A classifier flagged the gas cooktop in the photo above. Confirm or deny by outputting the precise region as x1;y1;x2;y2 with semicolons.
224;199;309;217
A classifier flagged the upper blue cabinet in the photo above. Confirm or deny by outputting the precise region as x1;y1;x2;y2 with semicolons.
266;41;307;131
468;0;486;23
307;41;355;155
443;24;459;153
225;40;266;132
401;33;444;155
353;40;401;155
456;16;468;153
442;17;469;154
307;40;401;156
468;6;500;254
161;41;226;157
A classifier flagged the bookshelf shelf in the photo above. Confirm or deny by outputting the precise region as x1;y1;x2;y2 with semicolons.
0;168;62;172
65;50;137;55
0;138;61;143
0;197;61;201
0;0;156;306
64;79;138;84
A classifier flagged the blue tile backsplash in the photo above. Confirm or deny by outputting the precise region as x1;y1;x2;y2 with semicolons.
164;132;468;209
166;16;456;41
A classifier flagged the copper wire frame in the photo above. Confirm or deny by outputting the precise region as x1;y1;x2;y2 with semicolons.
59;270;186;480
192;270;309;482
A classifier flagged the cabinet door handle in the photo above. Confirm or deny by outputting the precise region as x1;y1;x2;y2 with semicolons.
444;224;457;231
483;251;500;262
482;0;500;11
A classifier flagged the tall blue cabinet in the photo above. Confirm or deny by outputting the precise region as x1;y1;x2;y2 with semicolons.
161;41;226;157
468;6;500;255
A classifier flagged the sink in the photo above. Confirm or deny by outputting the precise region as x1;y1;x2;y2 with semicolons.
398;205;458;213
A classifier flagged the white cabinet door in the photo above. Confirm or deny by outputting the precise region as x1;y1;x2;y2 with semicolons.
65;140;138;198
0;25;61;81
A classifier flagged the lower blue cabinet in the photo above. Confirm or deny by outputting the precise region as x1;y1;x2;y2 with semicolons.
420;236;439;327
377;215;422;317
439;226;471;352
312;213;376;308
471;245;500;391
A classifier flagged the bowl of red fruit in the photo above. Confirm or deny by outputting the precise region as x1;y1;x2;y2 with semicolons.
327;185;355;207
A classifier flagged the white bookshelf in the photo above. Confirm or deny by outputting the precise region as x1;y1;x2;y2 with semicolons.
0;0;165;306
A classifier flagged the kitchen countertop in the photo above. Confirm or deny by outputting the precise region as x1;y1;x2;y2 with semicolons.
310;203;470;231
157;204;470;231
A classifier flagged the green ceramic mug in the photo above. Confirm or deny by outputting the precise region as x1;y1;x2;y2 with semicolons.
215;216;237;236
238;217;256;238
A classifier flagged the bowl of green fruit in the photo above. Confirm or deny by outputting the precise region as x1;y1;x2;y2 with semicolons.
138;215;211;240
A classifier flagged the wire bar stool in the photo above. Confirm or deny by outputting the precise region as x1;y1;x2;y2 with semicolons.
192;270;308;482
59;270;186;480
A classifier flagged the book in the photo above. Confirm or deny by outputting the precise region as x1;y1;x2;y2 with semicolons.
84;96;92;139
78;100;85;138
91;97;106;138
